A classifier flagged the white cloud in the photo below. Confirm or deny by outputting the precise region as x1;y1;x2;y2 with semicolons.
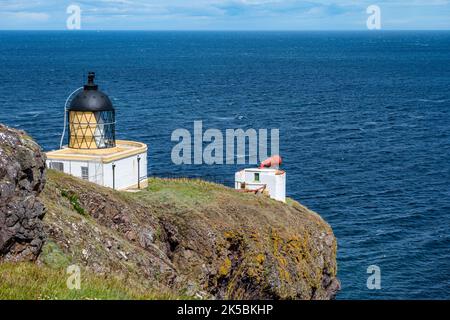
0;0;449;29
0;11;50;21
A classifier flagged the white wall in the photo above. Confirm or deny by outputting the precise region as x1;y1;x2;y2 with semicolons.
235;169;286;202
104;152;147;190
47;159;90;179
139;152;148;183
46;151;148;190
274;173;286;202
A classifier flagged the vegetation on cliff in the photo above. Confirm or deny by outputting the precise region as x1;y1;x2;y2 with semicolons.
36;171;339;299
0;262;175;300
0;124;339;300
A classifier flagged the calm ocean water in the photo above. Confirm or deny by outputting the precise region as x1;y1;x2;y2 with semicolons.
0;31;449;299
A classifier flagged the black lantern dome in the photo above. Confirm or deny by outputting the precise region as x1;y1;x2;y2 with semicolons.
67;72;116;149
69;72;114;112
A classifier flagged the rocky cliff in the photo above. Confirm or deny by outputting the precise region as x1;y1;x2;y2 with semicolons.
0;125;46;262
0;125;340;300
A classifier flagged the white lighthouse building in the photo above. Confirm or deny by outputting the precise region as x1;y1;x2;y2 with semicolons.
46;73;148;190
235;168;286;202
235;156;286;202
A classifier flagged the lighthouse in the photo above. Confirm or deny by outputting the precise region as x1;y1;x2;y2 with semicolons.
46;73;148;190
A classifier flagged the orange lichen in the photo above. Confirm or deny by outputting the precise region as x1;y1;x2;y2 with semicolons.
219;257;232;277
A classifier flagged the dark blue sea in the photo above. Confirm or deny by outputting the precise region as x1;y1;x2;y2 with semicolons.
0;31;449;299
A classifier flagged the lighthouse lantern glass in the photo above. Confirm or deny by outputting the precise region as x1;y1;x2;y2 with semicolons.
67;73;116;150
68;110;115;149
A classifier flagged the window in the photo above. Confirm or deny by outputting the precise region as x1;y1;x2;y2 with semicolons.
50;162;64;172
81;166;89;180
254;173;260;182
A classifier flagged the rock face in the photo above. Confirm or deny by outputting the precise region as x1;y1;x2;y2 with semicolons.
0;125;46;261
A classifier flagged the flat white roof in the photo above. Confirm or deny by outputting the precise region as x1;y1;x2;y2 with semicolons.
46;140;147;164
237;168;285;175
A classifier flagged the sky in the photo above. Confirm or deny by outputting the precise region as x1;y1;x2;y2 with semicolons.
0;0;449;30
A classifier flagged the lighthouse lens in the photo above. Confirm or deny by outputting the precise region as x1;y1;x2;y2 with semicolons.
68;110;115;149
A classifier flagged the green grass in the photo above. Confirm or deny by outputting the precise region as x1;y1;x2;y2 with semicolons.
130;177;219;207
0;262;176;300
39;241;72;269
61;190;86;216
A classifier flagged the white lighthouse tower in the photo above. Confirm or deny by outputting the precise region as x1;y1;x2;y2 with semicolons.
46;73;148;190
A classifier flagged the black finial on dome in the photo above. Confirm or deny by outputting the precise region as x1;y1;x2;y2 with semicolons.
84;72;99;90
68;72;114;112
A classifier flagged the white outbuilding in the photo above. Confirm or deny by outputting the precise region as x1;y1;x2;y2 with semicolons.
235;168;286;202
46;72;148;191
